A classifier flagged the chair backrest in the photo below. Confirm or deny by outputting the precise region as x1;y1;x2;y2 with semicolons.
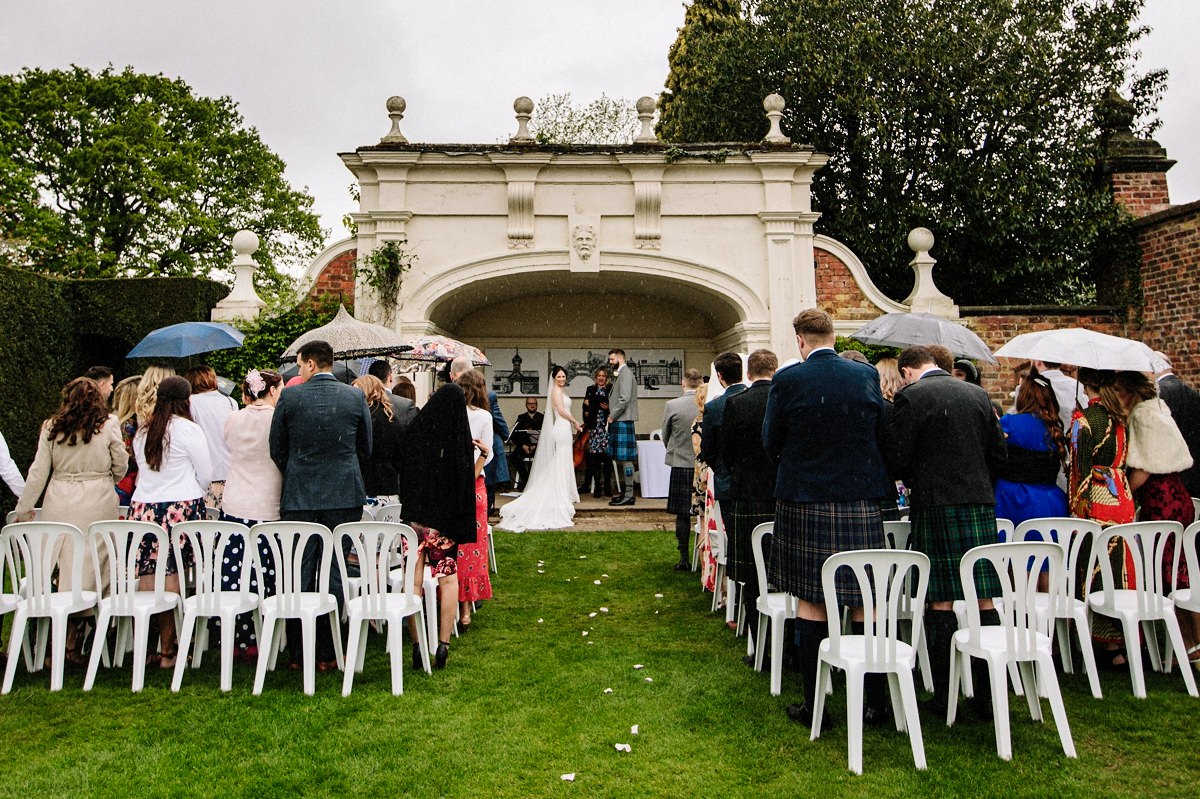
822;548;929;669
5;509;41;526
171;520;256;608
995;517;1015;543
1192;497;1200;524
1;522;88;611
335;521;419;611
375;503;404;525
960;542;1062;659
1181;521;1200;596
250;521;335;612
1;527;23;603
89;520;178;609
1013;516;1102;605
882;520;911;550
751;522;774;598
1087;520;1184;618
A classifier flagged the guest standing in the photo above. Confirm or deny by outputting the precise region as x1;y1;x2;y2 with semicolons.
607;348;640;507
993;371;1069;527
130;376;212;670
700;352;747;605
112;376;141;504
352;375;404;507
484;388;511;517
134;366;176;425
0;431;24;499
580;367;613;497
455;370;494;628
185;365;237;509
1155;353;1200;497
663;369;703;570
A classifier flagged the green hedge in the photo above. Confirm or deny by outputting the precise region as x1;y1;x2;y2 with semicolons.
0;266;228;516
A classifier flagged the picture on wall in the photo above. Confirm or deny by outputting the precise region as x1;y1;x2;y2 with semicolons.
489;347;685;398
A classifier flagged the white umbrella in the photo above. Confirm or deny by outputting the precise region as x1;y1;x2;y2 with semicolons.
850;312;997;363
993;328;1168;372
280;305;412;361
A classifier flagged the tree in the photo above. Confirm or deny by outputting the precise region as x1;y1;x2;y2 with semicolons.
529;93;640;145
0;66;325;299
656;0;1166;305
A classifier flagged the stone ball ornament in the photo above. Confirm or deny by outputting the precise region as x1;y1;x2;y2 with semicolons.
763;93;786;113
514;96;534;115
636;96;656;114
386;96;407;114
232;230;260;256
907;227;935;254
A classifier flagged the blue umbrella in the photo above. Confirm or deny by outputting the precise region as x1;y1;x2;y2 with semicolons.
126;322;245;359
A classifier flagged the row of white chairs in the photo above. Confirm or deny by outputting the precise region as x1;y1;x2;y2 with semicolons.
1;518;432;697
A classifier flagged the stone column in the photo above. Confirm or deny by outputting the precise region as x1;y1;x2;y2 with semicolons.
211;230;266;322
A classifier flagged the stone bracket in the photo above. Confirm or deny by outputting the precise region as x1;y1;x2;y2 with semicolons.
618;157;665;250
489;154;553;249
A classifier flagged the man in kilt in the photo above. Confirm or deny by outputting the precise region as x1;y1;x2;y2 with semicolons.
763;309;893;729
607;348;639;506
719;348;778;649
889;345;1007;717
700;352;748;609
662;369;704;570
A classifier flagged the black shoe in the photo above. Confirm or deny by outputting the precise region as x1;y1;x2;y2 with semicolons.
611;496;636;507
608;496;624;506
864;704;893;727
919;696;948;721
674;559;691;571
412;643;422;671
593;489;604;498
786;703;834;732
743;654;771;670
434;642;449;670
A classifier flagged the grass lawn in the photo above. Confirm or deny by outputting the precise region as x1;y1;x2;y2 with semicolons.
2;529;1198;798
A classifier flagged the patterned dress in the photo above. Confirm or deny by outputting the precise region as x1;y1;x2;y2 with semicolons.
457;474;493;602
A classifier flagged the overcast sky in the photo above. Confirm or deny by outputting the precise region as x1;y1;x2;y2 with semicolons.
2;0;1195;248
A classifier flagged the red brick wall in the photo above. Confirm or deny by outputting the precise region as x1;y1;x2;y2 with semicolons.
1111;172;1172;218
815;247;880;320
1137;204;1200;385
305;248;357;307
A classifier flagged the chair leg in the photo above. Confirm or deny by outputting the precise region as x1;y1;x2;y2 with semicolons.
330;610;345;670
1038;652;1076;758
83;610;112;691
342;619;363;697
1018;660;1042;722
1122;618;1148;698
887;672;906;732
1055;618;1074;673
946;646;962;727
219;615;236;693
253;616;277;695
810;659;830;742
48;616;69;691
914;623;934;693
754;614;767;673
1143;619;1164;673
846;666;865;775
1162;612;1199;697
897;669;926;770
987;657;1013;760
171;613;197;693
130;614;152;693
1071;608;1102;699
416;610;432;674
34;617;49;673
356;619;369;673
770;613;785;696
388;615;404;696
301;616;317;696
2;610;29;693
725;579;737;625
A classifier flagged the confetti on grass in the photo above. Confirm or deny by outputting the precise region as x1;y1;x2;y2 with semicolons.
654;593;663;598
599;607;609;613
594;580;602;585
604;688;613;694
561;773;575;781
631;725;639;735
614;743;631;753
633;664;644;670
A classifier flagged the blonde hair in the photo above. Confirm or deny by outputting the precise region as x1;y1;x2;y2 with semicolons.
113;375;141;425
135;365;176;423
353;375;394;421
694;382;709;416
875;357;903;402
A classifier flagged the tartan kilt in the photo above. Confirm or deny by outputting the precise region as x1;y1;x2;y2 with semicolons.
607;420;638;462
666;467;695;515
911;504;1002;602
725;499;776;586
768;499;884;606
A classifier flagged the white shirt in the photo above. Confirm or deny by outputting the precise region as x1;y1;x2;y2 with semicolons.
189;390;237;481
466;406;494;466
132;417;213;503
0;431;24;498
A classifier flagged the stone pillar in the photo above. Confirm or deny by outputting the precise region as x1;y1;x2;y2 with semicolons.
901;227;958;317
211;230;266;322
1097;88;1174;218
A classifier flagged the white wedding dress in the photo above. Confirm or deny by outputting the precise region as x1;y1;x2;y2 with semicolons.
498;387;578;532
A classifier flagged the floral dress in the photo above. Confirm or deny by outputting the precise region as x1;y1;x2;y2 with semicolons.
587;384;610;455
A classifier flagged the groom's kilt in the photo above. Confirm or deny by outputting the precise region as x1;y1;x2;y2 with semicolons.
607;420;638;462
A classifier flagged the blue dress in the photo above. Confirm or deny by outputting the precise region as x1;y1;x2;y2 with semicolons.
994;413;1069;530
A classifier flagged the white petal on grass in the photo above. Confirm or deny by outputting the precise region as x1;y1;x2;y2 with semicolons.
645;677;653;682
631;725;639;735
538;618;544;623
580;555;588;559
593;580;602;585
599;607;609;613
654;593;663;598
589;612;597;618
614;743;631;753
604;688;613;694
582;631;588;636
602;573;609;578
561;773;575;781
537;569;545;574
633;664;644;670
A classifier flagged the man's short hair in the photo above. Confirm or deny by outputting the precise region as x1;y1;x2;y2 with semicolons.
682;368;704;389
713;352;743;384
297;340;334;369
367;360;392;383
83;365;113;381
525;397;538;408
897;345;938;372
449;356;473;379
746;349;778;378
839;350;869;364
927;345;954;372
608;348;626;358
393;374;416;401
792;308;835;340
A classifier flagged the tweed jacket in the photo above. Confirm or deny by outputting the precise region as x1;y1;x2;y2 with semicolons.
1157;373;1200;496
608;363;639;424
763;348;891;504
888;369;1006;510
269;372;372;512
662;390;699;469
700;383;747;501
720;380;776;502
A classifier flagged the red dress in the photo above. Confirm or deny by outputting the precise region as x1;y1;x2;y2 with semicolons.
457;474;493;602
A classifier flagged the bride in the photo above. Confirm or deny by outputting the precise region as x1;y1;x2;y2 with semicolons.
498;365;582;531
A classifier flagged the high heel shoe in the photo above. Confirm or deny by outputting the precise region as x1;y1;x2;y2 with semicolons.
411;643;422;671
434;642;449;670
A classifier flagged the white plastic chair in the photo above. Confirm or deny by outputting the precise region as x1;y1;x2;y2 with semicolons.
2;522;98;693
750;523;798;696
169;521;263;693
83;521;182;692
376;504;445;647
251;521;345;696
1012;517;1103;699
709;523;729;614
1167;520;1200;672
812;548;930;775
336;521;430;695
951;517;1019;697
1086;520;1198;698
0;528;34;673
949;542;1076;761
882;520;933;693
650;429;663;441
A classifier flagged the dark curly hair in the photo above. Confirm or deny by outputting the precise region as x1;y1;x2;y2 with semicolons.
47;377;110;446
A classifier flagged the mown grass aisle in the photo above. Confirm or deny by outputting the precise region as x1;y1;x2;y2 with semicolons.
1;530;1198;797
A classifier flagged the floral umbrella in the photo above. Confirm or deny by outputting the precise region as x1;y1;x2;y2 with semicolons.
398;335;490;366
279;305;412;362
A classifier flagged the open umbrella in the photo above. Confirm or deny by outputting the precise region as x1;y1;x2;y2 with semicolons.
280;305;413;362
849;312;997;363
398;335;491;366
279;360;358;384
994;328;1168;372
127;321;245;359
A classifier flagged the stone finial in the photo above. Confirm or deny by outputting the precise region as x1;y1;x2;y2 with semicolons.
635;96;658;143
381;96;408;144
212;230;266;322
511;96;535;143
901;227;958;318
763;94;790;144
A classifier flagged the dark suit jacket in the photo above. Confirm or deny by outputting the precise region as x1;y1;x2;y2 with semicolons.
1158;374;1200;496
269;372;372;512
363;400;404;497
764;349;891;503
389;391;419;432
484;391;511;485
888;370;1006;510
720;380;776;502
700;383;747;501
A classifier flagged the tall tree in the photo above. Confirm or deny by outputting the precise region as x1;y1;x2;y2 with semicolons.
657;0;1166;305
0;66;325;298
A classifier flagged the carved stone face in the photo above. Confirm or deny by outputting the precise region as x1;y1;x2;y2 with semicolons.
573;225;596;260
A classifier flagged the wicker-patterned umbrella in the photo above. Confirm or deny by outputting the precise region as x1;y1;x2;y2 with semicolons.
279;305;412;362
398;335;491;366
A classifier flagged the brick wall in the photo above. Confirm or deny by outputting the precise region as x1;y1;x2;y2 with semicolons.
815;247;881;320
1111;171;1172;218
1136;201;1200;385
305;248;357;307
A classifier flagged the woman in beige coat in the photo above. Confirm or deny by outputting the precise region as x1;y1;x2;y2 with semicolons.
15;377;127;661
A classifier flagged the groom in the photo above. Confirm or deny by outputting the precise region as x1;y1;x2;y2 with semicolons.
606;348;639;506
